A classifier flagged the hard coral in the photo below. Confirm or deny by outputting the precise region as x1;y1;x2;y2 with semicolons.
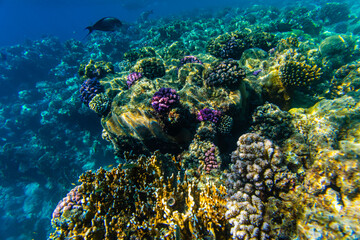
279;61;322;89
151;87;180;114
78;59;114;79
79;78;104;106
178;55;203;69
204;59;246;88
250;102;293;143
134;57;165;79
197;107;222;123
226;133;292;240
88;93;110;115
126;71;143;88
49;152;230;239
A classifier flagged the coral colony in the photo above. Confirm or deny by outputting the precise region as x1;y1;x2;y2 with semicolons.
1;1;360;239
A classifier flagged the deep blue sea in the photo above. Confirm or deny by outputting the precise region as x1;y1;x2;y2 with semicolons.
1;0;360;239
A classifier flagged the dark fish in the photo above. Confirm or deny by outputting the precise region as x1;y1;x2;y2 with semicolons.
85;17;122;35
0;52;7;61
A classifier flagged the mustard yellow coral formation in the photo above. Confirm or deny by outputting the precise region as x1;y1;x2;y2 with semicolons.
279;61;322;88
49;152;230;240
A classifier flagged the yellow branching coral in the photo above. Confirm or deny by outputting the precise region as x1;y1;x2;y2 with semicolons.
49;152;230;240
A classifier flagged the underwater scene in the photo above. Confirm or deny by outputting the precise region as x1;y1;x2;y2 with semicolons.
1;0;360;239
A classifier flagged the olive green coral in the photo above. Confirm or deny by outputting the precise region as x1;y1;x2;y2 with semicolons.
88;93;110;115
134;57;166;79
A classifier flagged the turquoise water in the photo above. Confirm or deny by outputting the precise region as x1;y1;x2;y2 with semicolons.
0;0;359;239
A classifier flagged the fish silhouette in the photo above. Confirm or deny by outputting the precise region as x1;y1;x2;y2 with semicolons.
85;17;122;35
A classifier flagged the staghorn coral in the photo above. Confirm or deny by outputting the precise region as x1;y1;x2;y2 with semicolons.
78;59;114;80
79;78;104;106
204;59;246;88
279;60;322;89
49;152;230;239
88;93;110;115
250;102;293;143
134;57;166;79
226;133;293;240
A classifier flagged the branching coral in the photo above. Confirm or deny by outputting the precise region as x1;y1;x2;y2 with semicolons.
49;152;230;239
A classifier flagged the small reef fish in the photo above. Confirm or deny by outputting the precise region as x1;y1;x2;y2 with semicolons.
121;163;138;169
85;17;122;35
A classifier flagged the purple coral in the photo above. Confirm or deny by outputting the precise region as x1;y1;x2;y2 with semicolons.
151;88;180;113
52;186;83;219
79;78;104;106
204;145;219;172
197;108;222;123
178;55;203;69
127;72;143;88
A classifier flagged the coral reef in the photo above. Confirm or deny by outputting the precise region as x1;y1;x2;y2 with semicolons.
88;93;110;115
49;152;230;239
226;133;294;240
126;71;143;88
279;60;322;89
250;102;293;143
204;59;246;88
134;57;166;79
197;107;222;123
79;78;105;106
78;59;114;79
151;87;180;114
319;2;350;25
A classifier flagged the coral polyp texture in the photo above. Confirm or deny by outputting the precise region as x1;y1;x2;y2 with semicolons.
88;93;110;115
151;87;180;113
226;133;292;240
178;55;203;69
134;57;166;79
197;107;222;123
79;78;104;106
49;152;230;239
126;71;143;88
204;59;246;88
279;61;322;89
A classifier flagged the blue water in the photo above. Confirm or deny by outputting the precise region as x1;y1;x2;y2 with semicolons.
0;0;359;239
